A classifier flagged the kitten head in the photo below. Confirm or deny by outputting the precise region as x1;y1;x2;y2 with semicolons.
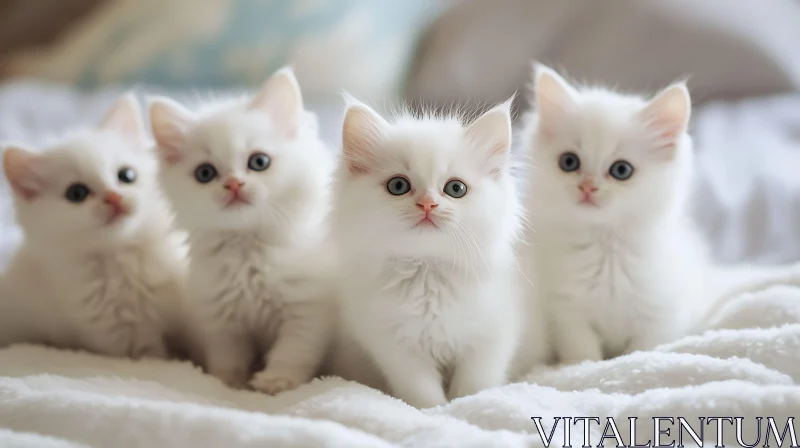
150;67;333;237
2;93;160;249
525;64;693;225
333;97;521;262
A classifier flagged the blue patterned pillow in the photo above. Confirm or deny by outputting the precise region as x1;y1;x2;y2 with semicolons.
11;0;436;100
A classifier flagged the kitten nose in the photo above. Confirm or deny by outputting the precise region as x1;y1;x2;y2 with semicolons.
578;180;598;194
104;191;122;207
224;178;245;193
416;195;438;213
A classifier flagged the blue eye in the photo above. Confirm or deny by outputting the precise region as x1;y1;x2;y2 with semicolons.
194;163;217;183
65;183;91;203
247;152;270;171
386;176;411;196
559;152;580;172
443;179;467;198
609;160;634;180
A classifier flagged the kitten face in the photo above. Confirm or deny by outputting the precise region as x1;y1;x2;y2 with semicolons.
151;68;332;234
2;94;157;248
528;65;692;224
335;99;520;261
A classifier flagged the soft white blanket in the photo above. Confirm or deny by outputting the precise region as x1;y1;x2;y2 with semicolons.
1;83;800;447
1;284;799;447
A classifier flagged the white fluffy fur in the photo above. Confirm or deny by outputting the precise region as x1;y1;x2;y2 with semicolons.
518;65;713;364
329;98;526;408
151;68;336;394
0;94;188;359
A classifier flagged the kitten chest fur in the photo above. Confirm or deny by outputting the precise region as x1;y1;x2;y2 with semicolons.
344;257;516;371
535;221;702;357
189;231;288;345
377;260;462;364
43;241;179;357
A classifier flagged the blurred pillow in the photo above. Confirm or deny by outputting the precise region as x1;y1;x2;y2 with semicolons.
3;0;438;101
407;0;800;112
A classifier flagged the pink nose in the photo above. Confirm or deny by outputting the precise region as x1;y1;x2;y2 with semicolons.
578;181;598;195
224;178;244;193
416;195;438;213
104;191;125;213
104;191;122;206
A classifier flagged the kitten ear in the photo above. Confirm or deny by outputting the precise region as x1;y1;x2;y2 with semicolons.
465;99;513;177
341;95;389;175
3;146;47;200
640;83;691;151
249;67;303;139
100;93;146;147
533;64;577;139
148;97;194;164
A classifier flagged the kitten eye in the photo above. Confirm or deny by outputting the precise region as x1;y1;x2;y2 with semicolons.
247;152;271;172
386;176;411;196
559;152;580;172
609;160;634;181
443;179;468;198
65;183;91;203
117;167;137;184
194;163;218;183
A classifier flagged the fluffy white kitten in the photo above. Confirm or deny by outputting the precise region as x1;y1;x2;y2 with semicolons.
520;66;800;364
330;98;524;408
518;65;716;364
150;68;335;394
0;94;187;358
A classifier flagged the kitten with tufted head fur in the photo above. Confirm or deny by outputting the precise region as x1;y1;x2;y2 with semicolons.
150;67;335;394
517;64;711;364
0;94;188;358
329;97;526;408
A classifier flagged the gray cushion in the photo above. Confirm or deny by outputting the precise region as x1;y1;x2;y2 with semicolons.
407;0;800;113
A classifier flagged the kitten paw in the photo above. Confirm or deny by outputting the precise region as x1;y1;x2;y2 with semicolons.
556;346;603;365
212;368;250;389
402;394;448;409
136;342;169;360
249;371;300;395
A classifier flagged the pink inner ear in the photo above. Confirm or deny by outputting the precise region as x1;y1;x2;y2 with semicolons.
6;166;42;200
487;141;507;158
348;162;370;175
644;117;682;152
341;102;387;175
163;150;183;165
101;94;146;145
343;141;376;175
4;150;44;200
12;181;40;200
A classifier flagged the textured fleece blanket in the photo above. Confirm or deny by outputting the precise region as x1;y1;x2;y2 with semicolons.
1;83;800;447
0;284;799;447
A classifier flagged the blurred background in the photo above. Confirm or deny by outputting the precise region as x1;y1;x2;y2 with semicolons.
1;0;799;108
1;0;800;264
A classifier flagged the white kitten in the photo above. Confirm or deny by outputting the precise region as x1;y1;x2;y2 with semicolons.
517;65;712;364
0;94;188;359
330;98;524;408
150;68;336;394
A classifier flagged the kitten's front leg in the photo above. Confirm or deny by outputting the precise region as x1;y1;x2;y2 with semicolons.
250;302;332;395
551;311;603;365
134;330;169;359
370;346;447;409
204;330;255;389
448;335;516;400
625;322;679;354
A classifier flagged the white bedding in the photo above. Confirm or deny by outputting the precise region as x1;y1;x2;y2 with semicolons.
1;82;800;447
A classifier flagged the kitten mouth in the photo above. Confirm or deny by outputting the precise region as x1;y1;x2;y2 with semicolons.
414;216;439;229
579;196;598;207
106;209;128;225
225;196;251;208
